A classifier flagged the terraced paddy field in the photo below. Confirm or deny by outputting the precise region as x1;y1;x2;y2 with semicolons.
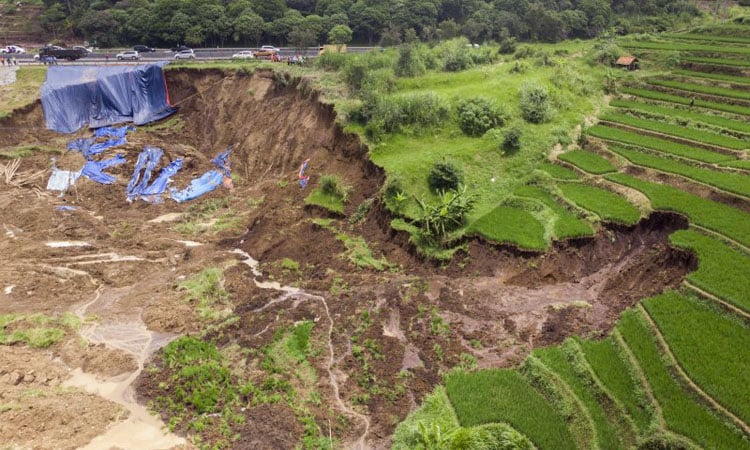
395;20;750;450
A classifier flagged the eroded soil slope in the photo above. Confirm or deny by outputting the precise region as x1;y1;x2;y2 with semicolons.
0;68;694;449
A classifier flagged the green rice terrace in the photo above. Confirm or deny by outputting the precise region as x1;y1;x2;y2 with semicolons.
0;8;749;450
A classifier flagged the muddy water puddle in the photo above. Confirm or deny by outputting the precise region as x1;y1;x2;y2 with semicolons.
66;285;185;450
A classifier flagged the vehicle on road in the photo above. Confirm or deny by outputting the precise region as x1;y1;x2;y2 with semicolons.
232;50;254;59
134;45;156;53
73;46;93;54
260;45;280;52
38;46;88;61
170;45;191;52
1;45;25;54
174;49;196;60
116;50;140;60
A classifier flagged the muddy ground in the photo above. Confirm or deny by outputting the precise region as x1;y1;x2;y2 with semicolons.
0;68;696;449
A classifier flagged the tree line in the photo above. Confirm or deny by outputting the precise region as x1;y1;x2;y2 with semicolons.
38;0;701;48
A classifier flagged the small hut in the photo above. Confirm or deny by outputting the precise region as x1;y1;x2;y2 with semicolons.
615;56;639;71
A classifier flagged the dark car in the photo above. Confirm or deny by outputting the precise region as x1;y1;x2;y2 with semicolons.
170;45;190;52
134;45;156;53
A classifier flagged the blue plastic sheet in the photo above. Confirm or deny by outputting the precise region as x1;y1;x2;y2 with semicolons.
126;146;183;203
56;205;77;211
81;154;126;184
41;63;175;133
94;125;135;139
170;146;233;203
126;146;163;201
139;159;183;203
170;170;225;203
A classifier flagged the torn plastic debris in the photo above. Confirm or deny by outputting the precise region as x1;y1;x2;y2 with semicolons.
126;146;164;201
67;135;127;160
170;146;233;203
94;125;135;139
55;205;77;211
81;153;126;184
298;158;310;188
127;146;183;203
46;166;82;191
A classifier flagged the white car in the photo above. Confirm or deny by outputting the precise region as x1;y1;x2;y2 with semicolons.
260;45;280;53
1;45;25;54
116;50;140;60
174;49;195;60
232;50;254;60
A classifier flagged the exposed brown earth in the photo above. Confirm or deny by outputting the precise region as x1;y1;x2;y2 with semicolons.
0;68;696;449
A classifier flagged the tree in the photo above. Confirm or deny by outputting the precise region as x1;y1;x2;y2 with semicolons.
40;3;68;39
328;24;352;49
233;11;264;46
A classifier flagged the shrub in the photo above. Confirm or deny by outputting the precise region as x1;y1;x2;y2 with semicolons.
428;161;463;192
519;82;553;123
588;41;622;66
319;175;351;202
418;186;475;242
456;97;507;137
366;92;449;137
514;45;536;59
509;61;528;74
436;38;473;72
499;37;517;54
395;44;426;77
502;125;523;152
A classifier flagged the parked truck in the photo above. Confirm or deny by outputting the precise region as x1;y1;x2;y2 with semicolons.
37;46;88;61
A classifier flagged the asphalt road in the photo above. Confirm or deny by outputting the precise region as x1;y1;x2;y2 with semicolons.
4;46;378;65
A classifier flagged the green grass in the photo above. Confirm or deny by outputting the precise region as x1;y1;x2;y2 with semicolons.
467;205;547;250
672;69;750;86
607;173;750;247
304;188;345;214
368;50;604;228
178;268;232;321
589;125;734;163
663;33;750;45
514;185;594;240
558;150;617;174
0;66;47;117
609;98;750;134
538;162;580;180
647;78;750;101
534;345;626;449
601;111;749;150
683;55;750;67
579;336;653;434
0;313;79;348
617;309;749;450
669;229;750;313
558;183;641;225
720;159;750;169
643;292;750;424
608;145;750;197
392;386;461;449
620;40;750;55
621;86;750;116
445;369;577;450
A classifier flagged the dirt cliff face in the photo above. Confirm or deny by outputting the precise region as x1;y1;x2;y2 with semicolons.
0;68;695;449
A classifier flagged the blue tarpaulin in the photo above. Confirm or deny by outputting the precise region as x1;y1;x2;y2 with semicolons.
127;146;163;201
41;63;175;133
81;154;126;184
126;146;183;203
170;170;225;203
94;125;135;138
170;147;233;203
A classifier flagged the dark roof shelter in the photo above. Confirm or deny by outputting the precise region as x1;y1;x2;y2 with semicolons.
615;56;639;70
